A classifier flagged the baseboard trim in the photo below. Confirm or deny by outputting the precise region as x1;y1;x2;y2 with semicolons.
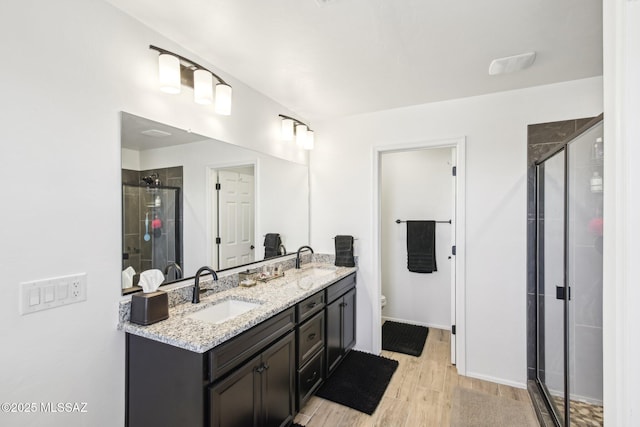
465;371;527;390
381;316;449;331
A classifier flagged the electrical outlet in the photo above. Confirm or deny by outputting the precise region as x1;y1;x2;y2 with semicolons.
20;273;87;315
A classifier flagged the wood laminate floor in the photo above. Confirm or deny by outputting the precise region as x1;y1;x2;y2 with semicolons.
293;328;536;427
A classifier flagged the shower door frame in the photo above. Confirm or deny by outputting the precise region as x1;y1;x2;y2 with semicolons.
535;145;569;426
533;115;604;427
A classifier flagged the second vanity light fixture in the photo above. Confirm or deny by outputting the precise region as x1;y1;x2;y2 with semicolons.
279;114;314;150
150;45;232;115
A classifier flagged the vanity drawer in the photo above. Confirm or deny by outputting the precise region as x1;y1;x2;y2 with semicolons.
326;273;356;303
297;311;325;366
296;291;325;323
209;307;295;382
297;349;324;410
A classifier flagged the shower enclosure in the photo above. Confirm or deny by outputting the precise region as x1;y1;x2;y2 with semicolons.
534;118;603;426
122;183;182;291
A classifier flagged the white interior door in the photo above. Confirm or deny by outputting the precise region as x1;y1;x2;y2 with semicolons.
218;170;255;269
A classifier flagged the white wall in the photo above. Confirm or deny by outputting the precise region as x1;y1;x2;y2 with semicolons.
310;76;603;387
0;1;307;426
602;1;640;425
380;148;453;329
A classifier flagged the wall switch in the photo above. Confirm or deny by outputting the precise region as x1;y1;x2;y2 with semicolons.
29;288;40;306
44;286;55;303
20;273;87;315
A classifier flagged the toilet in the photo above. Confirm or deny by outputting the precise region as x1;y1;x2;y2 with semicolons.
381;295;387;309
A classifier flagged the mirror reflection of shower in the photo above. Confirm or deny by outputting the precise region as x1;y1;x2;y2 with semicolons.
121;166;183;293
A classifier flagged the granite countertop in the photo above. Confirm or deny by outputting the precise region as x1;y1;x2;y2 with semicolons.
119;262;357;353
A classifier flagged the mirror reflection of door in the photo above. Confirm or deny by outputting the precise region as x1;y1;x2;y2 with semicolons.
212;166;255;270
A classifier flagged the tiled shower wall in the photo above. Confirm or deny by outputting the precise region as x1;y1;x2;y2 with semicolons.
122;166;183;283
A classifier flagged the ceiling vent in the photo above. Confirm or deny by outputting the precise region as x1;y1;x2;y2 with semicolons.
489;52;536;75
141;129;172;138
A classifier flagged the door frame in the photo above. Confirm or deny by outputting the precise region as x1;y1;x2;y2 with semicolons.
206;160;259;270
372;137;466;374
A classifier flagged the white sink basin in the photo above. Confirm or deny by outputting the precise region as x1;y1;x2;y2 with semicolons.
187;299;261;325
298;266;337;277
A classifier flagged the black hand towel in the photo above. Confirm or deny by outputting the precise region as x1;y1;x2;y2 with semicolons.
406;221;437;273
263;233;282;259
334;235;355;267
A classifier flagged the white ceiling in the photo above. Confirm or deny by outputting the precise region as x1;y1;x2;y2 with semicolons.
106;0;602;121
121;112;207;151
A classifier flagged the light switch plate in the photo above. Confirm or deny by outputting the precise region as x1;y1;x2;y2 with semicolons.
20;273;87;315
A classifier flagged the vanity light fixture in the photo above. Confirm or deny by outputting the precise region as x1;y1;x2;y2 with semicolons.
281;118;294;141
295;123;308;147
150;45;232;115
305;130;315;150
278;114;314;150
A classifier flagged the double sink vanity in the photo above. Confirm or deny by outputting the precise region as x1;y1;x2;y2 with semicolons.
119;260;357;427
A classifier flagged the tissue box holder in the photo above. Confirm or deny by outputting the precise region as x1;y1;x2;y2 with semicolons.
130;291;169;326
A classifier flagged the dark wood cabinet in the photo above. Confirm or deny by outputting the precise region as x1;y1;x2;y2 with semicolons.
209;354;261;427
126;333;207;427
296;310;325;410
326;275;356;376
126;272;357;427
126;308;295;427
209;331;295;427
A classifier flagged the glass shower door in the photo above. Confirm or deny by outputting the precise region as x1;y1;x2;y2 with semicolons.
536;149;567;425
536;119;604;427
566;122;604;425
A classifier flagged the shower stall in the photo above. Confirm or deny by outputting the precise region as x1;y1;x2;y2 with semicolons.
534;117;603;426
122;183;182;290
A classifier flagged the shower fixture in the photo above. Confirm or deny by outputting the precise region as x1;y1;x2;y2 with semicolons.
141;173;161;187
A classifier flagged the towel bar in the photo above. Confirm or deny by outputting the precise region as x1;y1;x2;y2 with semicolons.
395;219;451;224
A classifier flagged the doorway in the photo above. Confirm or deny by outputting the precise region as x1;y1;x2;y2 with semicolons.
373;137;466;372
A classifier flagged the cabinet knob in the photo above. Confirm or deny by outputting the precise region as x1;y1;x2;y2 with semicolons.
307;333;316;341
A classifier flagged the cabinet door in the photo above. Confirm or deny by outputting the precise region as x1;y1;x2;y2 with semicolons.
261;331;295;427
342;289;356;353
326;298;343;375
209;355;261;427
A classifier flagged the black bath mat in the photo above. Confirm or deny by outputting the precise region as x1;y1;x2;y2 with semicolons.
382;321;429;356
316;350;398;415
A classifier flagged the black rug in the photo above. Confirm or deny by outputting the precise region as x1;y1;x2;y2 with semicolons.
382;321;429;356
316;350;398;415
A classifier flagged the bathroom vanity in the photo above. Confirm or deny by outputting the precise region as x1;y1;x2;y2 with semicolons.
122;264;356;427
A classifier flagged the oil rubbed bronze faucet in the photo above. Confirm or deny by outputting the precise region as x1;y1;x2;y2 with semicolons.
193;266;218;304
295;246;314;269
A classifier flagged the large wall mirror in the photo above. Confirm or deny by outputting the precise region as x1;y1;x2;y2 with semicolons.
121;112;310;294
